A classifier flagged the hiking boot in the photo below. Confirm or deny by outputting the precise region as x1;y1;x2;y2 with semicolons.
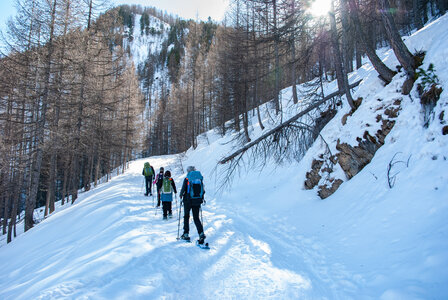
163;216;168;220
180;233;190;241
198;232;206;244
168;213;173;218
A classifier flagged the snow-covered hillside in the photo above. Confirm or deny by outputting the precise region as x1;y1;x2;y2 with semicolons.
1;14;447;300
125;14;170;71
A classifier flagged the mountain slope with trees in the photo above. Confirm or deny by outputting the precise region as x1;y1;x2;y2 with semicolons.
0;11;447;298
0;3;447;295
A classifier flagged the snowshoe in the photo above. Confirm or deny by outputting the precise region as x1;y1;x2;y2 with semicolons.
196;240;210;250
180;233;190;242
198;232;206;244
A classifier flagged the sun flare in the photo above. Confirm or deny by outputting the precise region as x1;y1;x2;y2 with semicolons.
309;0;332;17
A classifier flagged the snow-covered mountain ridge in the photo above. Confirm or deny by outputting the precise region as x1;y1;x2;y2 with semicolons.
0;13;447;300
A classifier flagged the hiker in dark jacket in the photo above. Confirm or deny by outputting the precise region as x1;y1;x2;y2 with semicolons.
179;166;206;244
153;167;164;207
142;162;155;196
160;170;177;220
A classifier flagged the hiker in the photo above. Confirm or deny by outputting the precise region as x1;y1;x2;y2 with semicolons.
154;167;164;207
161;170;177;220
179;166;206;244
142;162;155;196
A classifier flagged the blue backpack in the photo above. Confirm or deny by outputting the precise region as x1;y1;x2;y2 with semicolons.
187;171;204;199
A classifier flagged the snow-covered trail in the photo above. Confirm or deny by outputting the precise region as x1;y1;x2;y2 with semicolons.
0;157;340;299
2;13;448;299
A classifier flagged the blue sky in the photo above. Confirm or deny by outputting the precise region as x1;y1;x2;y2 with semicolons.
0;0;229;33
0;0;15;32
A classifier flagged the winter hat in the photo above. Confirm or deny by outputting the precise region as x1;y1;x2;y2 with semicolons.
187;166;196;173
164;170;171;177
160;167;164;172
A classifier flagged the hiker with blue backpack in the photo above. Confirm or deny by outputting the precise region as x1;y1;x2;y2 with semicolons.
161;170;177;220
179;166;206;244
142;162;155;196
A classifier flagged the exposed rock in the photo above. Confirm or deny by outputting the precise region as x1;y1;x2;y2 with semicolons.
336;140;374;179
393;99;402;106
306;99;401;199
318;179;343;199
443;126;448;135
353;98;363;109
312;159;324;170
420;84;443;126
304;159;324;190
321;167;333;174
402;77;415;95
341;99;362;126
384;106;400;118
420;83;443;107
377;120;396;144
342;113;350;125
329;155;338;165
336;118;396;180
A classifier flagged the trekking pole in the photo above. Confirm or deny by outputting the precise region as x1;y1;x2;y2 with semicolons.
175;194;178;214
177;200;183;240
155;192;158;216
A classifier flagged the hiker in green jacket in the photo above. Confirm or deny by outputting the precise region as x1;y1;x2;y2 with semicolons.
142;162;155;196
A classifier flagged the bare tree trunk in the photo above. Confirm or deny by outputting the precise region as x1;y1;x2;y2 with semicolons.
27;0;58;231
379;0;417;82
413;0;424;29
290;0;299;104
8;171;22;243
251;4;265;131
329;0;355;110
348;0;396;84
0;172;7;235
340;0;353;73
273;0;281;114
355;40;362;69
61;160;69;206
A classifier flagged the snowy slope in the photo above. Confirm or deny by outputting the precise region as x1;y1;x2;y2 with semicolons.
125;14;170;70
1;14;448;300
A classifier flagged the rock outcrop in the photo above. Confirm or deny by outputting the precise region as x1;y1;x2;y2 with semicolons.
304;99;401;199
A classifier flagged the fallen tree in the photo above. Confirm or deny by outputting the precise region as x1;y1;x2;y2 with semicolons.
219;80;362;164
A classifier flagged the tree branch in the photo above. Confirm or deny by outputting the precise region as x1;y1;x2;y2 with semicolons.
219;80;362;164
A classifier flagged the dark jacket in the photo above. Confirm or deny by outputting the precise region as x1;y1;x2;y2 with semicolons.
154;172;164;189
180;177;205;206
